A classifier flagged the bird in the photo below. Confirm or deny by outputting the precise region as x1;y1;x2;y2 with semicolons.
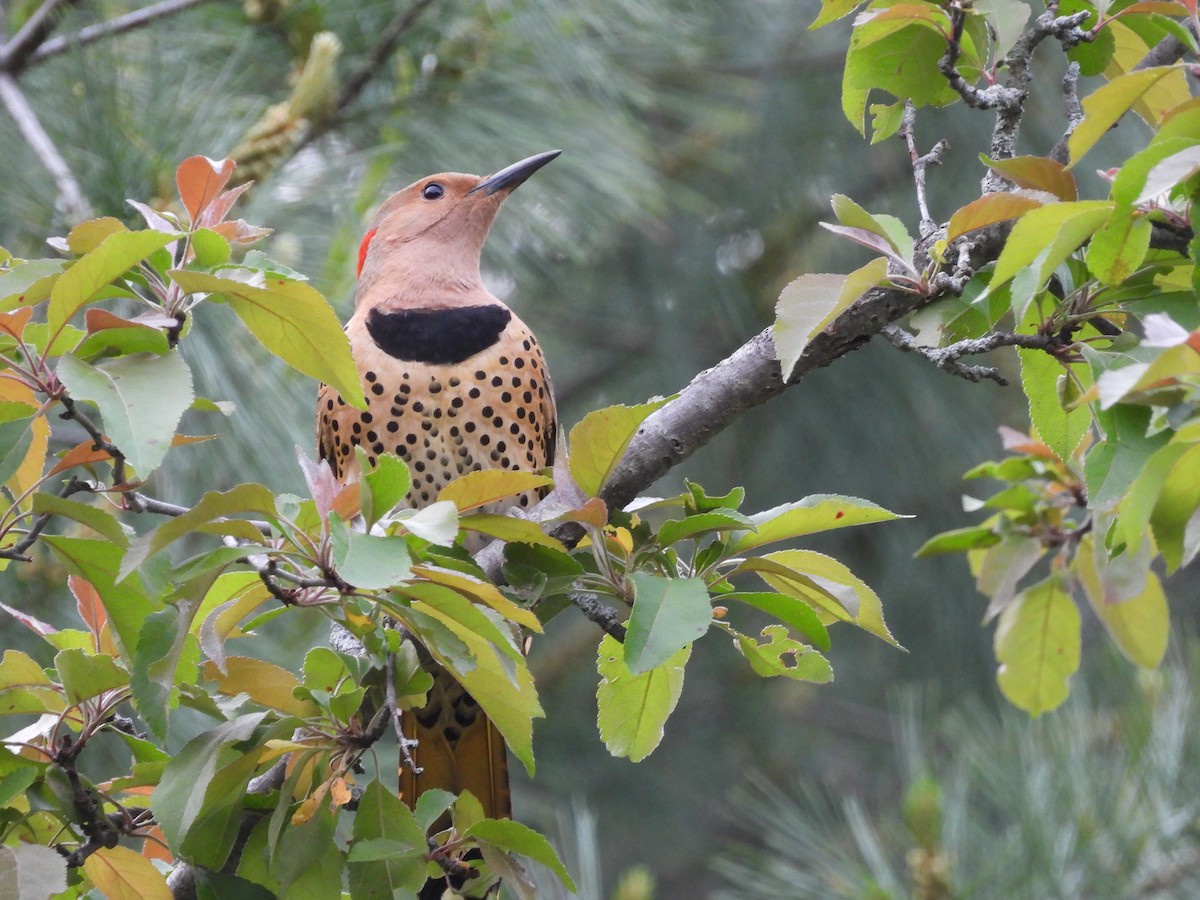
316;150;560;826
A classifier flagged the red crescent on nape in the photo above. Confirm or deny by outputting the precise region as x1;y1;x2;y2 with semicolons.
357;227;378;278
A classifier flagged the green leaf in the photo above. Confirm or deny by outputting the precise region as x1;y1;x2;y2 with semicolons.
152;713;272;870
994;576;1080;716
596;635;689;762
1068;66;1184;166
1148;440;1200;572
119;484;276;581
729;494;907;553
986;201;1114;312
66;217;129;254
400;582;522;661
347;779;428;897
56;351;193;477
745;548;899;646
458;512;564;549
1085;401;1170;509
47;230;177;336
191;229;232;267
810;0;867;29
358;449;411;530
656;509;754;546
130;603;200;740
1076;536;1167;669
1086;207;1152;285
413;788;457;831
43;537;157;659
193;870;276;900
568;398;672;497
54;648;128;704
914;525;1001;556
773;257;888;379
0;259;63;311
1018;346;1091;463
400;607;543;773
725;591;830;651
465;818;577;892
0;408;36;487
168;269;366;409
624;574;711;674
733;624;833;682
330;513;413;589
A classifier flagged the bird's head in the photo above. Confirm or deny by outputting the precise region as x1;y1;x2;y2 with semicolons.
354;150;560;308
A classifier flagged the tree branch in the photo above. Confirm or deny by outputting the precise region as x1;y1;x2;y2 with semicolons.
899;101;949;238
0;72;91;222
880;324;1056;385
597;225;1009;513
28;0;216;66
0;0;76;74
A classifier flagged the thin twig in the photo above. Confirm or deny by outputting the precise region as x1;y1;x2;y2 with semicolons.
0;476;87;560
385;653;422;776
0;72;91;222
1048;61;1084;164
28;0;215;66
899;101;949;238
56;393;125;484
881;324;1057;385
0;0;75;73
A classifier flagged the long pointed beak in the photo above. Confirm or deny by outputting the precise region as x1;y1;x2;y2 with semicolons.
470;150;561;196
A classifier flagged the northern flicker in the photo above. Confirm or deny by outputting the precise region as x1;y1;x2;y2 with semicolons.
316;151;560;821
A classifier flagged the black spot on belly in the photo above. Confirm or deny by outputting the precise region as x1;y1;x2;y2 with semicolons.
367;306;512;365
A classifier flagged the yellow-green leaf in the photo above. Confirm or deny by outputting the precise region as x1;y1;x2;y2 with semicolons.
168;269;366;410
437;469;552;512
1076;536;1167;669
568;397;672;497
596;635;688;763
48;230;177;336
82;845;171;900
204;656;319;718
994;576;1080;716
1068;66;1184;166
774;257;887;380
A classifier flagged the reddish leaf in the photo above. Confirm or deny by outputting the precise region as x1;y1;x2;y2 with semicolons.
947;193;1045;242
69;575;108;653
210;219;272;245
0;598;57;636
559;497;609;529
175;157;236;224
126;199;177;234
49;439;113;476
0;307;33;340
296;446;339;522
982;155;1078;201
196;182;253;229
84;308;156;334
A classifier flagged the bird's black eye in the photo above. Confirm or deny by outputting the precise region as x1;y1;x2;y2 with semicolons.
422;182;445;200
